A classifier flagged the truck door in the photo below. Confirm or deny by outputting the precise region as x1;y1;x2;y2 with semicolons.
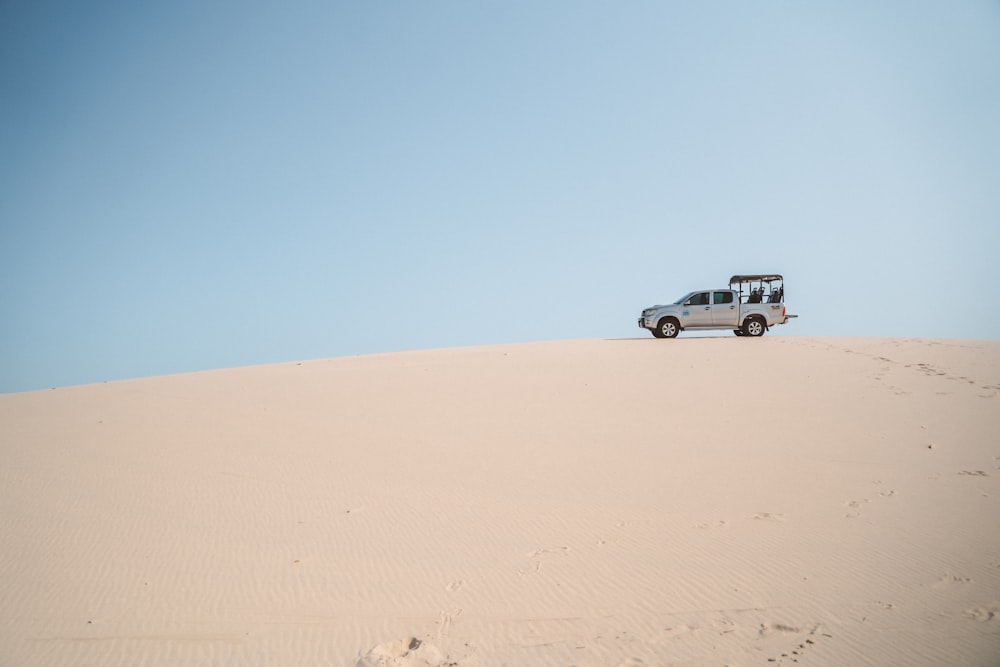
682;292;713;326
711;291;739;326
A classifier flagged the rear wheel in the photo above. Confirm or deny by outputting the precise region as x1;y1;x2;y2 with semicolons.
743;317;766;337
657;317;680;339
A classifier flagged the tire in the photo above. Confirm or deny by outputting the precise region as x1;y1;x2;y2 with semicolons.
656;317;680;339
743;317;766;337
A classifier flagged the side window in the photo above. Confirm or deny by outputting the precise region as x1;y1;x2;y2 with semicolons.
713;291;733;305
689;292;709;306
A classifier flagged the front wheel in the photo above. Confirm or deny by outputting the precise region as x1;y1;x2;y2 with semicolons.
656;317;680;339
743;317;766;337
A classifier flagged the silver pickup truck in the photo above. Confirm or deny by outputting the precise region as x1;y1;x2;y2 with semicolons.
638;274;796;338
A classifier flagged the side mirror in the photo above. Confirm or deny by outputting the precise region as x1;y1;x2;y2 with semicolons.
683;301;691;306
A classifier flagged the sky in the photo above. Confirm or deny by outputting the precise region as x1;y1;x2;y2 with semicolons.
1;1;998;393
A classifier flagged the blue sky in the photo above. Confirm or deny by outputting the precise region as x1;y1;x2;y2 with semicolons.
2;1;998;393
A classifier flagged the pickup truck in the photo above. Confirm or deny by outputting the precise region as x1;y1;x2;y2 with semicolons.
638;274;796;338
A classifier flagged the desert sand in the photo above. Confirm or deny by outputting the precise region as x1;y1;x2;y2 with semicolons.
1;336;999;666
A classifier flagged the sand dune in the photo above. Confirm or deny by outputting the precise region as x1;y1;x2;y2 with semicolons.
2;337;999;666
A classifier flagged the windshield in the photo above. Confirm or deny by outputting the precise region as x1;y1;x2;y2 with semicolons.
673;292;696;305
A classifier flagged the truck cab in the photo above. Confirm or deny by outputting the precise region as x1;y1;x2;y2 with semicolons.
669;290;740;328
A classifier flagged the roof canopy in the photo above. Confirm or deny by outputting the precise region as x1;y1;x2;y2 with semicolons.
729;274;783;285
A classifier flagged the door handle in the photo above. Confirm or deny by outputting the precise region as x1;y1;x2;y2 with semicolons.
704;307;710;310
729;305;735;309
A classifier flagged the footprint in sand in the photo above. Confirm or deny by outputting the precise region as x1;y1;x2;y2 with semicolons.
844;499;869;518
518;546;569;576
753;513;785;522
965;605;998;622
662;622;702;639
933;574;972;588
759;622;803;637
517;561;541;576
760;624;824;664
528;546;570;558
355;637;444;667
845;487;894;517
445;579;464;592
436;608;462;639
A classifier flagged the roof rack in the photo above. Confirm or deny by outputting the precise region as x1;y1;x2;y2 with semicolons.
729;274;783;285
